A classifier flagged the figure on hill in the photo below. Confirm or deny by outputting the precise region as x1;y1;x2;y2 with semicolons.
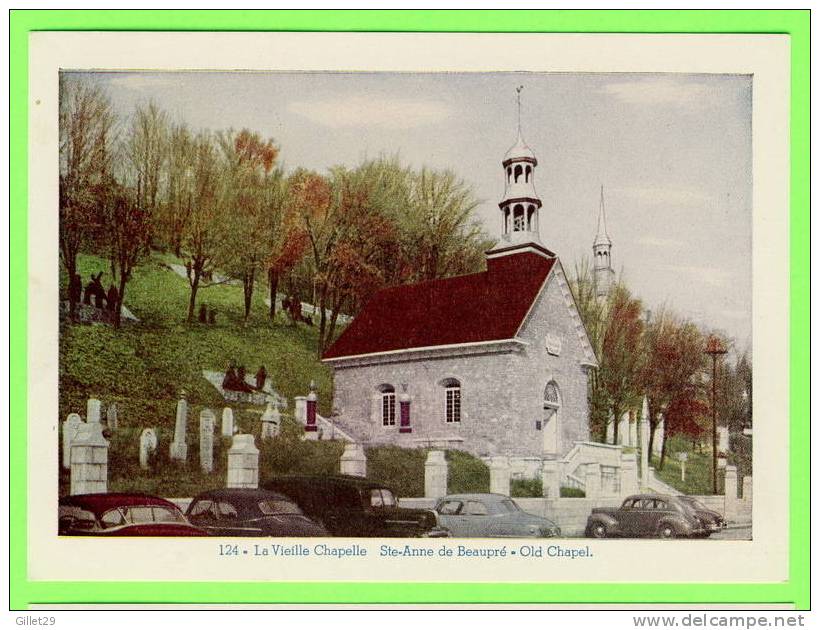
222;363;239;390
288;294;302;325
198;304;208;323
84;272;106;309
255;365;267;391
208;308;217;325
106;285;119;313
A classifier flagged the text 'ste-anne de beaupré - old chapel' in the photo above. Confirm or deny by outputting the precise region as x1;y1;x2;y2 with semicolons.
322;108;618;481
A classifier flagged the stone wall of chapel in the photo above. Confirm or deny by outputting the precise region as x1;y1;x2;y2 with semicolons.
330;265;592;458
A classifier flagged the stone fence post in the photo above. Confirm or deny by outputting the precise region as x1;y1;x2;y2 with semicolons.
62;413;83;470
294;396;307;422
489;456;511;496
86;398;102;425
226;434;259;489
541;459;560;499
70;421;109;494
424;450;448;499
584;462;601;500
723;465;739;522
619;452;639;497
340;443;367;477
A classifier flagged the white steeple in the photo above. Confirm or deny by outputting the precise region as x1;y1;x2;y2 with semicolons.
492;86;547;255
593;185;615;297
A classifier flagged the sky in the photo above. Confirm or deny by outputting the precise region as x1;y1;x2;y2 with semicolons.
79;71;753;349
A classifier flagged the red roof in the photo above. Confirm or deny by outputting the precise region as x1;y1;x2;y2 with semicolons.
323;251;557;360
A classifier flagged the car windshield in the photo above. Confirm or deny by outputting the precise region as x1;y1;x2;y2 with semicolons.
100;505;186;528
683;498;708;511
258;499;303;516
369;488;397;508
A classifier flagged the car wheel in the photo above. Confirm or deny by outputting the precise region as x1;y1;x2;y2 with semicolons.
657;524;677;539
589;522;608;539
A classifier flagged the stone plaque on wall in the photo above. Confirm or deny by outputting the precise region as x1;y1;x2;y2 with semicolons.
545;333;562;356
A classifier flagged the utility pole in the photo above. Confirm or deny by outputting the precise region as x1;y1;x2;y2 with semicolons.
705;336;727;494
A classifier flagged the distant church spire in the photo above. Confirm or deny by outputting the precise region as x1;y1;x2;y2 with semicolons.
593;185;615;298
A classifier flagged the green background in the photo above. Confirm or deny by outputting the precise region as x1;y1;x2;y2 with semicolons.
9;9;810;609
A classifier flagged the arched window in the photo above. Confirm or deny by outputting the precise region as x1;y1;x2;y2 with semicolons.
377;384;396;426
525;165;532;182
440;378;461;423
527;204;535;230
513;204;525;231
544;381;560;409
506;166;512;182
503;207;510;233
514;164;523;182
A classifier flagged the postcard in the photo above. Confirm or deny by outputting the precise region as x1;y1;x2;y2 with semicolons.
22;29;792;598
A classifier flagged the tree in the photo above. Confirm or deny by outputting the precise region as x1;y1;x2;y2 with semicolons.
640;311;707;466
178;132;223;323
216;129;281;322
125;101;168;218
99;179;152;328
159;123;194;257
58;74;115;319
597;283;646;445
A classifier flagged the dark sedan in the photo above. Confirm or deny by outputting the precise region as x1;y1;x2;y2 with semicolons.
585;494;707;539
59;493;207;536
679;496;727;536
186;488;329;537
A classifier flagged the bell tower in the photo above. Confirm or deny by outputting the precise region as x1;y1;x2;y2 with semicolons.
489;86;550;260
593;185;615;298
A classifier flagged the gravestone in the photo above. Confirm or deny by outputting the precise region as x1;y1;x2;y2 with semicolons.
169;395;188;462
294;396;307;422
339;443;367;477
260;401;281;440
70;421;109;494
221;407;234;437
226;434;259;489
139;428;158;470
653;417;664;456
424;450;448;499
106;403;118;431
489;456;511;496
199;409;215;473
86;398;102;425
617;414;629;446
62;413;83;470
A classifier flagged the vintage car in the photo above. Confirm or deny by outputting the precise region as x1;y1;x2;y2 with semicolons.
59;493;207;536
185;488;329;537
263;474;449;538
679;496;727;536
433;493;560;538
585;494;708;539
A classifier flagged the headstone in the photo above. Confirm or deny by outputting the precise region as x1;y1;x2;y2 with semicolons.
540;459;560;499
584;462;601;499
169;395;188;462
294;396;307;422
639;397;650;490
199;409;215;473
226;434;259;489
605;418;614;444
676;452;688;481
106;403;118;431
260;401;281;440
221;407;234;437
489;455;511;496
724;465;739;522
62;413;83;470
617;414;630;446
340;443;367;477
717;426;730;453
424;450;448;499
86;398;102;425
139;428;158;470
70;421;109;494
629;418;638;449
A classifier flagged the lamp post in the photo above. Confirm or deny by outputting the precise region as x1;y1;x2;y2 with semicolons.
704;336;727;494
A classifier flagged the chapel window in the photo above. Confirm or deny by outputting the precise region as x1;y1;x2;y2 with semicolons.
513;205;525;231
377;384;396;426
441;378;461;423
514;164;523;182
525;165;532;182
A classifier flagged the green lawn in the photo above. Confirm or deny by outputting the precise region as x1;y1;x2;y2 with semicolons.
651;435;721;495
59;251;490;498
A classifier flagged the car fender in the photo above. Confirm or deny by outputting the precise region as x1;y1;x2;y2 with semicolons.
586;513;621;535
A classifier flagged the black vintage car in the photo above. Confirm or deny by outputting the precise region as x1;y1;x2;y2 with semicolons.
263;474;449;538
585;494;707;539
185;488;329;537
679;496;727;537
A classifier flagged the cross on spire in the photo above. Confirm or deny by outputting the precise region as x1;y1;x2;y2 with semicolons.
516;85;524;134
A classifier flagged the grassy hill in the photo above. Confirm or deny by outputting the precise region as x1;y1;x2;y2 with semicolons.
59;250;490;497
